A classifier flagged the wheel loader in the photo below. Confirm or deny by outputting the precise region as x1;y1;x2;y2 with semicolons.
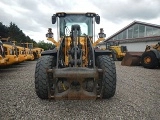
106;41;127;61
141;42;160;69
0;38;20;65
11;41;27;63
16;46;27;62
32;47;44;59
0;40;8;66
0;43;18;66
35;12;116;100
20;43;34;60
25;48;34;60
121;42;160;68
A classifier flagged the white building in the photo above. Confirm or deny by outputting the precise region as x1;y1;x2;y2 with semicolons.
100;21;160;52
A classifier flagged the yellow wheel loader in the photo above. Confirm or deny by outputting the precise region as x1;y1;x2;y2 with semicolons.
24;48;34;60
16;46;27;62
32;47;44;59
121;42;160;68
106;41;127;61
141;42;160;69
1;43;18;66
21;43;43;60
11;41;27;63
35;12;117;100
0;40;8;66
0;38;20;66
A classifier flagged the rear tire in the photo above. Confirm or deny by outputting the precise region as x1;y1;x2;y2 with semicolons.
97;55;116;99
35;55;56;99
141;51;158;69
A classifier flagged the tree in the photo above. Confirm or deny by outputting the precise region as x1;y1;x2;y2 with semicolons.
37;40;55;50
0;22;8;37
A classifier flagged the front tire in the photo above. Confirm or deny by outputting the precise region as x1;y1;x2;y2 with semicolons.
35;55;56;99
97;55;116;99
141;51;158;69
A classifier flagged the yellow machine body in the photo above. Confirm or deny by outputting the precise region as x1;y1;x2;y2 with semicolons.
35;12;117;100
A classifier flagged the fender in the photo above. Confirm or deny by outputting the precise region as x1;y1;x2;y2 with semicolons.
41;48;57;56
94;49;112;59
150;49;160;59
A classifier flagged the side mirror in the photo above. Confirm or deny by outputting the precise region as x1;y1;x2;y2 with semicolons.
95;15;100;24
52;14;56;24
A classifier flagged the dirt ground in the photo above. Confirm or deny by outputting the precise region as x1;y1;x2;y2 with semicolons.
0;61;159;120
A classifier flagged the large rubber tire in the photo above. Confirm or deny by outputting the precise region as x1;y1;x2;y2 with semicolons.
97;55;116;99
141;51;159;69
35;55;56;99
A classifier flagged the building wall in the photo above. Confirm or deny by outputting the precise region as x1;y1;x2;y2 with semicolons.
120;41;159;52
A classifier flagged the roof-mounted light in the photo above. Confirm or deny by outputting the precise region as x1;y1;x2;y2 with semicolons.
86;13;95;17
56;12;66;17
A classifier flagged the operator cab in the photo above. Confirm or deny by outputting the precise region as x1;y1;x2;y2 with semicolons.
51;12;100;40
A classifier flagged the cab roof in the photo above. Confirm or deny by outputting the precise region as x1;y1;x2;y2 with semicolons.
56;12;96;15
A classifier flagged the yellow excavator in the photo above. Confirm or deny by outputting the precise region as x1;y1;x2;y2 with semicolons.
35;12;117;100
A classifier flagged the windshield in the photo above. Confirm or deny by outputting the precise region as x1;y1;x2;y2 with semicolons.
59;14;94;37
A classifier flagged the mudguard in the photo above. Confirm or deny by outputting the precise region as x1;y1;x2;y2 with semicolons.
94;49;112;58
150;49;160;59
41;48;57;56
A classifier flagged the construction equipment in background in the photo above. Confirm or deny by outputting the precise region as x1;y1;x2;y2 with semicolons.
106;41;127;61
0;38;19;66
141;42;160;69
1;43;18;66
32;48;44;59
12;41;27;62
121;42;160;68
35;12;116;100
0;39;8;66
16;46;27;62
20;43;43;60
20;43;35;60
121;52;143;66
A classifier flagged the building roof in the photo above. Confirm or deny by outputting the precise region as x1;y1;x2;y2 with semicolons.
105;21;160;42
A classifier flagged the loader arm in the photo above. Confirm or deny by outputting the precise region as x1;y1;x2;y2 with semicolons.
92;38;105;47
47;38;60;47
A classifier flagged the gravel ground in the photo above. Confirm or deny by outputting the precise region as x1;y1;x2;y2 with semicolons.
0;61;160;120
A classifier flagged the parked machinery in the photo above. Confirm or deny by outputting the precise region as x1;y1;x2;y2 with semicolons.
16;46;27;62
121;42;160;68
21;43;34;60
106;41;127;61
141;42;160;69
32;47;44;59
0;38;19;66
1;43;18;66
0;39;8;66
35;12;117;100
12;41;27;63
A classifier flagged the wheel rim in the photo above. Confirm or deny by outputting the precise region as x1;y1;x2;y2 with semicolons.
144;56;151;64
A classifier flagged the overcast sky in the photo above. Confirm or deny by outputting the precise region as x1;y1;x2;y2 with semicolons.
0;0;160;42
